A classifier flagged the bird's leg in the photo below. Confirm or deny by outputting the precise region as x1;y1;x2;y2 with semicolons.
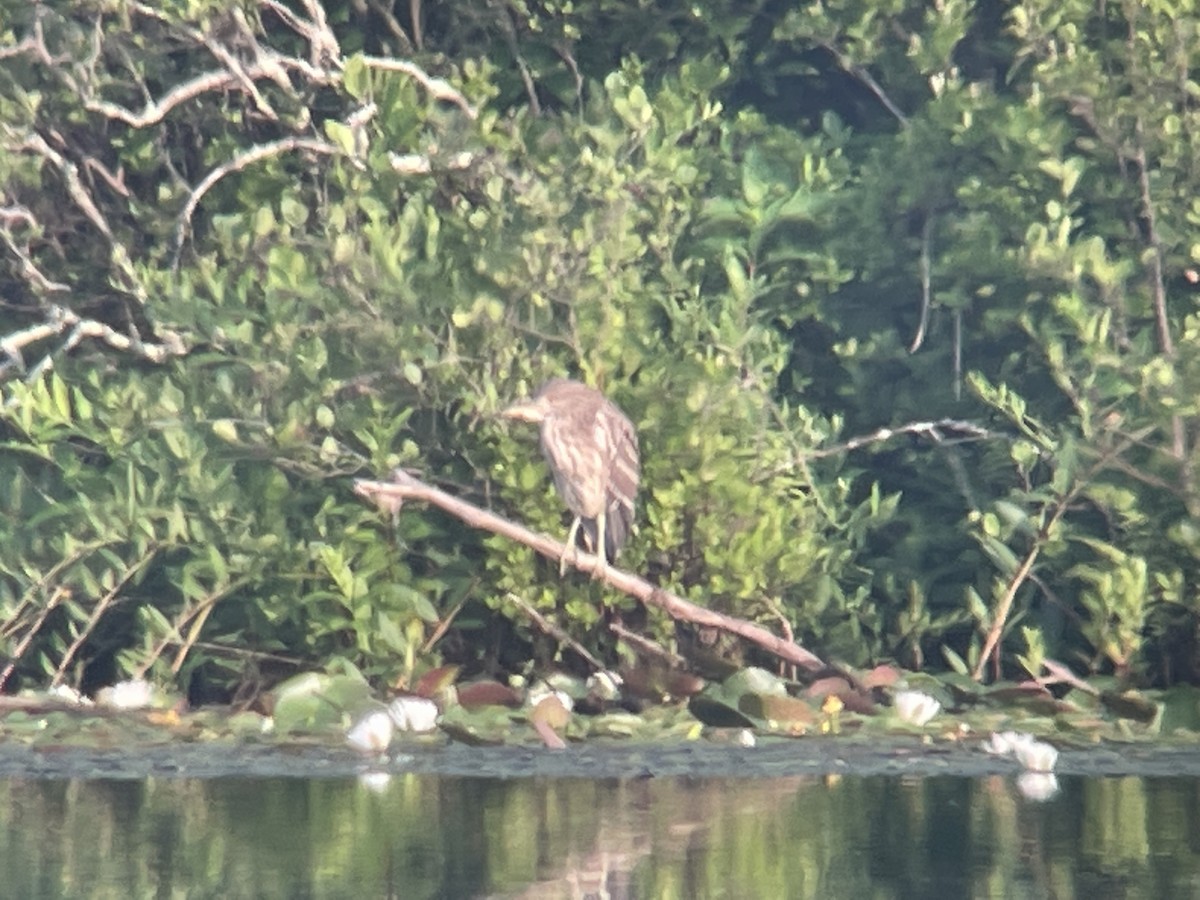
593;507;608;578
561;516;583;576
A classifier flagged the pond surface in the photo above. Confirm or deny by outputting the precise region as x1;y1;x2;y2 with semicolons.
3;744;1200;899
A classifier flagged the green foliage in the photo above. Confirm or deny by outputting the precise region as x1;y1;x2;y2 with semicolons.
5;0;1200;698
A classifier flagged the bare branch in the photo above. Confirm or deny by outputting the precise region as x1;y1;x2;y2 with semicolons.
0;587;67;692
365;0;415;54
389;150;476;175
0;306;189;384
50;545;159;688
505;592;605;671
18;132;113;240
354;470;826;673
131;2;285;119
172;136;342;269
86;70;247;128
261;0;342;69
0;33;43;60
410;0;424;50
821;42;908;126
805;418;1000;460
0;208;70;294
908;215;933;353
609;621;686;667
10;131;155;304
360;56;479;119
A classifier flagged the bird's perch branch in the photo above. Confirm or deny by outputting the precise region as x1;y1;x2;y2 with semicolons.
353;470;826;673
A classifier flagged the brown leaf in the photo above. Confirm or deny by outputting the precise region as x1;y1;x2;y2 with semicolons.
456;680;522;709
804;676;854;699
862;665;901;689
411;665;461;698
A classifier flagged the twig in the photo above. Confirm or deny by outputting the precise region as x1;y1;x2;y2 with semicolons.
953;308;963;400
365;0;415;54
971;435;1140;680
156;639;305;667
171;137;342;269
805;418;999;460
389;150;476;175
909;215;933;353
505;592;605;671
821;42;908;126
971;506;1065;682
360;56;479;119
129;577;252;678
354;470;826;672
608;621;686;667
0;211;69;294
420;588;473;654
50;546;159;687
1040;657;1097;694
0;587;67;691
0;305;188;385
495;6;539;115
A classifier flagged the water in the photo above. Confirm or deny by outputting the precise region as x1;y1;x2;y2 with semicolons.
3;773;1199;898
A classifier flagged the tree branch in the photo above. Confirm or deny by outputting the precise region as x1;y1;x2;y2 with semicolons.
908;215;933;353
354;470;826;673
359;56;479;119
821;42;909;126
1;305;188;384
171;137;342;269
804;418;999;460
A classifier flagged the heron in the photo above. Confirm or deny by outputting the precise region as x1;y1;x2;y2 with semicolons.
501;378;640;574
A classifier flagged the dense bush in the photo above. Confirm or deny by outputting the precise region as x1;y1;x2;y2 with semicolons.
2;0;1199;697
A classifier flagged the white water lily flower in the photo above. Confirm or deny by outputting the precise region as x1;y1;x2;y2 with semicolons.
49;685;92;706
1013;738;1059;773
527;684;574;713
983;731;1058;772
737;729;756;748
388;696;439;733
96;679;154;710
983;730;1033;757
346;710;393;753
1016;772;1060;802
893;690;941;726
586;670;624;701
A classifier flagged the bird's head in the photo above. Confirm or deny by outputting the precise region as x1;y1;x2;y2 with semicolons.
501;379;575;424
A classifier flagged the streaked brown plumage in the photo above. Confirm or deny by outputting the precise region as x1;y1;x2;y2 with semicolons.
501;378;640;572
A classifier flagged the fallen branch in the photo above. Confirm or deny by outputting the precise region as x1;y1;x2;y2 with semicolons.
354;470;826;673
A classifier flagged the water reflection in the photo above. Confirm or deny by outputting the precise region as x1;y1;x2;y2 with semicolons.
2;773;1198;898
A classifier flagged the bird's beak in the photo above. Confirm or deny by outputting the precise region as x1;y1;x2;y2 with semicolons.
500;399;543;423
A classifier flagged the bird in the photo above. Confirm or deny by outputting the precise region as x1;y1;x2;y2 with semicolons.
501;378;640;574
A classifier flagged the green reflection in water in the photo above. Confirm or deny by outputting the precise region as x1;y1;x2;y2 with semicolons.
2;774;1199;898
